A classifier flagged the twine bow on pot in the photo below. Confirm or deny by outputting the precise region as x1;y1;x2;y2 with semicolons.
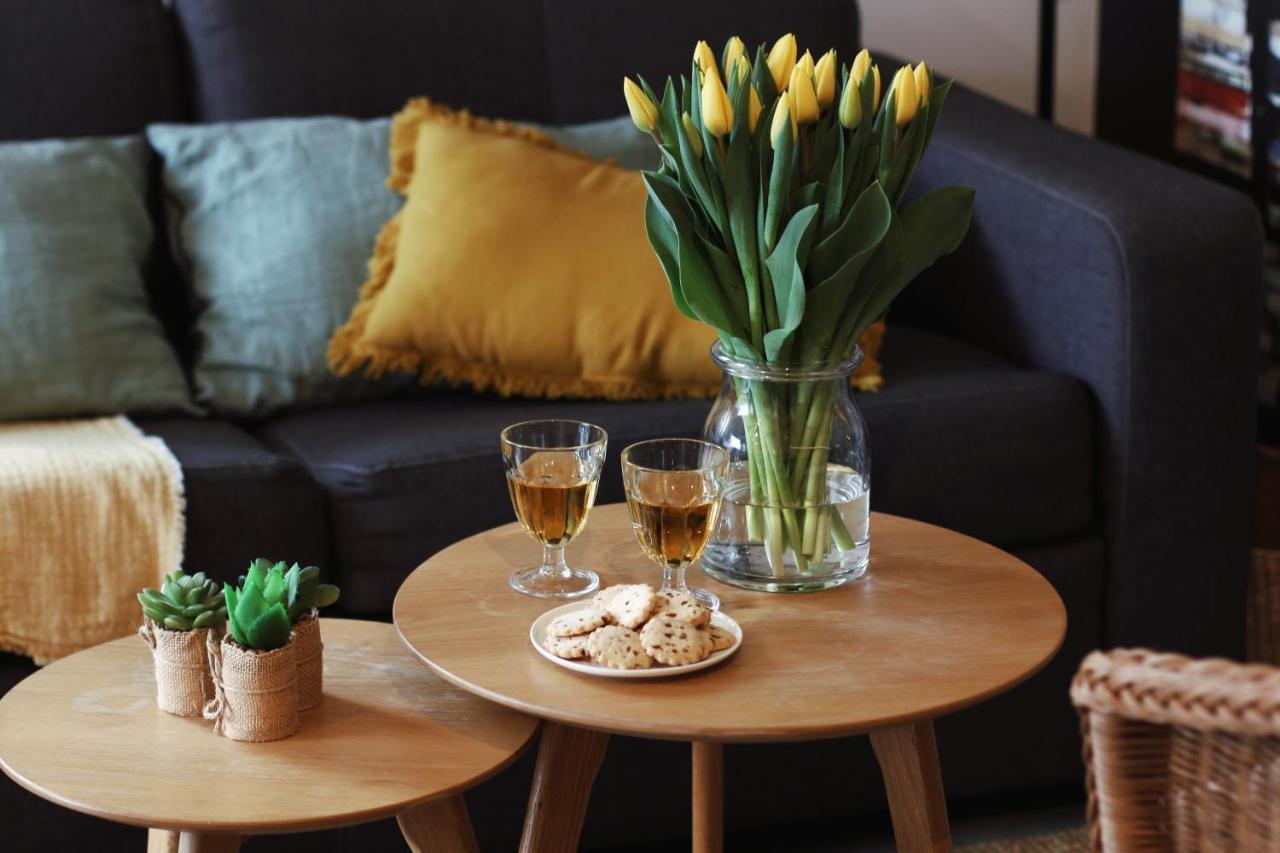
202;630;228;734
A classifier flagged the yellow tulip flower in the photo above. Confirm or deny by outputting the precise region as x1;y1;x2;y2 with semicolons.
723;36;746;75
681;111;704;159
769;95;796;150
914;61;930;106
891;64;918;127
797;49;816;82
748;87;763;133
814;49;837;109
851;48;872;86
850;49;881;112
700;72;734;137
788;64;819;125
622;77;659;134
766;33;797;91
838;78;861;128
694;40;719;82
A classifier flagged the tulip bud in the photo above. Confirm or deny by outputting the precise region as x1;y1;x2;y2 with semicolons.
748;87;763;133
723;36;746;76
693;40;719;82
891;65;918;127
622;77;660;134
914;61;930;106
797;50;816;83
838;79;861;128
700;72;734;137
851;49;872;86
681;111;704;159
769;96;796;150
732;54;752;85
872;65;882;111
814;49;837;109
766;33;797;92
787;64;819;125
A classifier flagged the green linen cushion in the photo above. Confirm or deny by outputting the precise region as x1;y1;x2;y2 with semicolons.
147;115;655;418
148;117;409;418
0;136;194;420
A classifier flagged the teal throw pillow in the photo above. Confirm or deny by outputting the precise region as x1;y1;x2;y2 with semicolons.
148;115;657;418
0;136;194;420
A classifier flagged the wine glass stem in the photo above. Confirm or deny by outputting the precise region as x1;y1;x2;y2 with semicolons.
663;563;690;593
543;542;571;579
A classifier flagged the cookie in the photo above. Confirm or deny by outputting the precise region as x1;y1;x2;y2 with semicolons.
590;586;622;619
547;608;606;637
640;617;711;666
542;633;591;660
604;584;657;629
700;623;735;652
653;590;711;627
586;625;652;670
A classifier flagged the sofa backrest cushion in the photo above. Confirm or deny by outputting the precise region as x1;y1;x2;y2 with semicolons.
172;0;860;124
0;0;187;141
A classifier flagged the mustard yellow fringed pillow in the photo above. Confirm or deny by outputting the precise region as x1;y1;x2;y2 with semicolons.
328;98;884;398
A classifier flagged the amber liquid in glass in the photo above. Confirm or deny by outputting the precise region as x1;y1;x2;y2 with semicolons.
626;469;721;568
507;452;598;545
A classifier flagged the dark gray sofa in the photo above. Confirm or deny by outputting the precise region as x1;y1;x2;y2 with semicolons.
0;1;1261;850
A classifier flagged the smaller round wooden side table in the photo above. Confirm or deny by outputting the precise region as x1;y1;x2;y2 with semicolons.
394;505;1067;853
0;618;538;853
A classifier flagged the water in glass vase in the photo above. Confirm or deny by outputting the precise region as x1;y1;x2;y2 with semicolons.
507;452;598;546
703;462;869;592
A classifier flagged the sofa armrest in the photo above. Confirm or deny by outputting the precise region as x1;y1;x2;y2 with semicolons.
895;85;1262;656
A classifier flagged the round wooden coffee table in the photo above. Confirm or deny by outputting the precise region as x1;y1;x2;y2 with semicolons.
0;618;538;853
394;504;1066;853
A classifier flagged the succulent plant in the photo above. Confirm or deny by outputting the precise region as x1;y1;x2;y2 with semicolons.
224;563;293;651
138;570;227;631
243;558;340;624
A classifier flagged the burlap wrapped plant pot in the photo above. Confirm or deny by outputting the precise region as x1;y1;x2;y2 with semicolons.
294;609;323;710
138;621;215;717
203;632;299;742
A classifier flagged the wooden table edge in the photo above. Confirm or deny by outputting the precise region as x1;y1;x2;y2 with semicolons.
392;600;1067;743
1;727;538;836
0;625;542;836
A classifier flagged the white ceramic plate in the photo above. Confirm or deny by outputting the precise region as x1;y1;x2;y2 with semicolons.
529;601;743;679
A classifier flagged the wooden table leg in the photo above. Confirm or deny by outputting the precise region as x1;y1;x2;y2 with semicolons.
147;829;179;853
869;720;951;852
691;741;724;853
398;794;479;853
518;721;610;853
174;833;240;853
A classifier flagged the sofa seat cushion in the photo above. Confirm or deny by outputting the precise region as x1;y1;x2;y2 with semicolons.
254;327;1092;614
137;419;328;582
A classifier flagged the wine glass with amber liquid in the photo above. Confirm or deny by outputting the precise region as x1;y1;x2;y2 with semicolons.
621;438;730;610
501;420;607;598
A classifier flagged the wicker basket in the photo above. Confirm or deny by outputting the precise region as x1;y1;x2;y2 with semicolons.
1071;648;1280;851
203;633;299;742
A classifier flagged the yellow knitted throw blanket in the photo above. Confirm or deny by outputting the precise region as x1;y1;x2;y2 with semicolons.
0;417;184;664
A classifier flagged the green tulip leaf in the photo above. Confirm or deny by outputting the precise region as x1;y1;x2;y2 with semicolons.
762;204;820;360
897;184;975;286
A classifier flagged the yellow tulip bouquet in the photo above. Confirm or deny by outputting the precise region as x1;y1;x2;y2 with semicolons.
623;36;974;575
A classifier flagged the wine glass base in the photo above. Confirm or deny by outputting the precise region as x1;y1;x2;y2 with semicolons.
509;567;599;599
660;584;720;611
688;587;721;611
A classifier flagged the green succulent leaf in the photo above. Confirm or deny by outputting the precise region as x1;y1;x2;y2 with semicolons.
314;584;340;609
246;603;293;651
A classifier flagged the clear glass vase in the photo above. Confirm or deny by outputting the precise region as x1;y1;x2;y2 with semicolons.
701;342;870;592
